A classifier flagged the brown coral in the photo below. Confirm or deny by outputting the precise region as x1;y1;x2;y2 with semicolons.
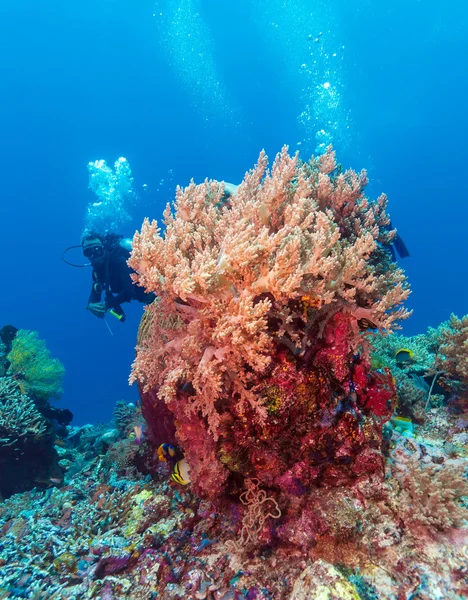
438;314;468;391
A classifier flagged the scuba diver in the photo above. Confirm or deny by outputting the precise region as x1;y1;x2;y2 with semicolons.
63;232;156;323
81;232;156;322
386;221;410;262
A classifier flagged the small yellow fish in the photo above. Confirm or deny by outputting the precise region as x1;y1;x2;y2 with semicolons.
395;348;414;364
171;459;191;485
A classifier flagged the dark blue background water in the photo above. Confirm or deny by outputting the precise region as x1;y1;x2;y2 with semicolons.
1;0;466;424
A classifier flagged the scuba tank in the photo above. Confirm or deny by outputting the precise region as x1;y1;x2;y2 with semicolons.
119;238;133;252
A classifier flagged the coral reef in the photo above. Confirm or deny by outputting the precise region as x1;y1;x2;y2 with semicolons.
370;330;438;421
290;560;362;599
0;328;71;498
436;314;468;397
0;377;62;498
0;377;48;442
113;400;142;438
1;150;466;598
391;437;468;532
371;315;468;421
129;146;411;547
0;416;466;599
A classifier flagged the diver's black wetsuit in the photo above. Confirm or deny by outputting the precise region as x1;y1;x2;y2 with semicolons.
88;246;155;313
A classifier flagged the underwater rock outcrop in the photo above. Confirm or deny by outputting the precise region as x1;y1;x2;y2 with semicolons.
0;377;62;498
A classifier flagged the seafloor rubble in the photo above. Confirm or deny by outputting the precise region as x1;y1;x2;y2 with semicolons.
0;327;70;499
0;404;466;599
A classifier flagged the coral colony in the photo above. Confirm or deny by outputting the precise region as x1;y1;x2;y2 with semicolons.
1;147;467;599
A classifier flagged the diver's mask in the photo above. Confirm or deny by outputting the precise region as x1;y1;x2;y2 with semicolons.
82;244;105;261
63;236;132;268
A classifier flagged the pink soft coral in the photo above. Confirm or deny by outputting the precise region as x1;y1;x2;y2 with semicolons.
130;146;410;440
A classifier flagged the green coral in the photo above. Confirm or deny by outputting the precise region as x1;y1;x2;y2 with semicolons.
348;574;379;600
370;331;436;419
337;567;378;600
7;330;65;402
370;331;435;373
425;320;451;353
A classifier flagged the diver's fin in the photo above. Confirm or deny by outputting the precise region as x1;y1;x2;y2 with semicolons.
393;234;410;258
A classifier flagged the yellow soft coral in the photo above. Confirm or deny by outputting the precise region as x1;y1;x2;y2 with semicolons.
7;330;65;402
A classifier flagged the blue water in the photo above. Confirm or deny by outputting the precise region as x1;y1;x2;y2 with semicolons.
0;0;466;425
